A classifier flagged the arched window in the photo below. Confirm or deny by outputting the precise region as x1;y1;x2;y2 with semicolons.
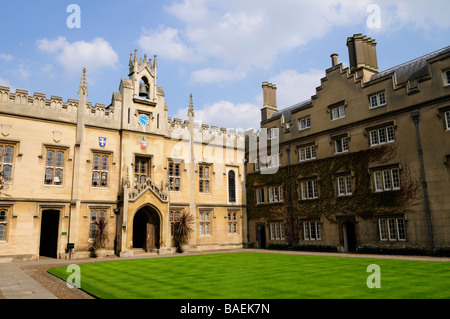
92;153;110;187
228;170;236;203
44;149;65;185
139;77;149;99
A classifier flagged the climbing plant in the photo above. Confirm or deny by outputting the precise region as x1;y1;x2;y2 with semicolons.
247;145;420;243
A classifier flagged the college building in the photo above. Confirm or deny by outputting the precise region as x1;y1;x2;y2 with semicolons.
0;51;247;261
246;34;450;253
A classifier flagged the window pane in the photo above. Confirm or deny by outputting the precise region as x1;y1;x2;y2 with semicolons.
346;176;352;194
378;92;386;105
332;108;339;119
93;155;100;170
383;170;391;190
204;167;209;179
310;222;316;240
311;146;316;159
370;95;378;108
338;177;345;195
92;172;99;187
0;210;7;222
4;146;13;163
378;128;386;144
101;156;108;170
391;168;400;189
397;218;406;240
101;173;108;187
374;171;383;191
228;171;236;202
388;218;397;240
445;111;450;130
199;166;203;178
0;224;6;241
339;106;346;118
370;130;378;146
305;146;311;160
205;223;210;234
304;222;310;240
379;219;387;240
55;152;64;167
204;180;209;193
316;223;321;240
44;168;53;184
342;137;348;152
54;169;63;185
46;150;55;166
387;126;395;142
2;165;11;183
299;148;305;161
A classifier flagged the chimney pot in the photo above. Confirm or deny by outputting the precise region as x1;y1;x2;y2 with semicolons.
331;53;339;67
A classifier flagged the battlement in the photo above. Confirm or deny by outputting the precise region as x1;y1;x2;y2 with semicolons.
0;85;118;126
166;116;245;150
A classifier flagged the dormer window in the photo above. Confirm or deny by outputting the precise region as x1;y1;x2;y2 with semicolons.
369;92;386;109
331;105;345;120
139;77;149;99
444;70;450;86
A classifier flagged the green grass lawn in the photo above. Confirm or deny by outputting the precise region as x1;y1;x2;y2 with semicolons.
48;252;450;299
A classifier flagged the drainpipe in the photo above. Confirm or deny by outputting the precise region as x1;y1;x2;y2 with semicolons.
285;145;294;246
410;111;434;251
243;157;250;248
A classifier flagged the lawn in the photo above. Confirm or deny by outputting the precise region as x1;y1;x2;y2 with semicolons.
47;252;450;299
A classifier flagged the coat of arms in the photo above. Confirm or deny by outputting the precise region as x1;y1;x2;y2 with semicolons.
140;137;147;150
99;137;107;147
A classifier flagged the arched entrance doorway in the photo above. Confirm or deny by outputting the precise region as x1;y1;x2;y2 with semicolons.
39;210;60;258
133;206;161;251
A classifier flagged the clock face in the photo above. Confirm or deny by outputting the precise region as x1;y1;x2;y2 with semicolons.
138;114;149;126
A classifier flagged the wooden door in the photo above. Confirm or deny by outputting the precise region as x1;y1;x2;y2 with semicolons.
146;223;155;251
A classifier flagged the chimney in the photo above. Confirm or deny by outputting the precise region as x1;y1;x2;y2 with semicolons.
330;53;339;67
347;34;378;82
261;82;277;122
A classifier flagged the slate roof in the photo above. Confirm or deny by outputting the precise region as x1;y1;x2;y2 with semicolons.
269;45;450;121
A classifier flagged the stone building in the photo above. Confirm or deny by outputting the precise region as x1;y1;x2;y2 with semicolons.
0;51;247;261
246;34;450;253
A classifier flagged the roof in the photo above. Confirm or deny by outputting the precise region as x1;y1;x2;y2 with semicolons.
269;45;450;121
370;45;450;84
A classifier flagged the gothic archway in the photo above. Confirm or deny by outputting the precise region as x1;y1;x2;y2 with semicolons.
132;205;161;251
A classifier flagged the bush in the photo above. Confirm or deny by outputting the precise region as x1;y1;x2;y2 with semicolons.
267;243;338;253
357;244;450;257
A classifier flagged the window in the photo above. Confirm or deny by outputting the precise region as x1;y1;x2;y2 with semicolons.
227;211;238;234
445;111;450;131
199;211;211;236
303;221;321;240
168;162;181;191
269;222;285;240
443;70;450;86
255;188;265;204
268;128;278;139
299;117;311;131
374;168;400;192
378;218;406;241
300;179;319;200
337;175;352;196
369;126;395;146
0;208;8;241
92;154;109;187
299;145;316;162
170;210;181;235
334;137;349;154
89;209;107;239
0;144;14;183
228;170;236;203
135;157;150;187
369;92;387;109
199;165;210;193
267;154;280;169
44;148;64;185
268;186;283;203
331;105;345;120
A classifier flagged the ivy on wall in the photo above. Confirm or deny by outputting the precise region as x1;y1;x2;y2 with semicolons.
247;145;420;226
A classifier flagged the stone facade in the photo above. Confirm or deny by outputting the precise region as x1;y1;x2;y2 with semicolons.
0;51;247;261
246;34;450;253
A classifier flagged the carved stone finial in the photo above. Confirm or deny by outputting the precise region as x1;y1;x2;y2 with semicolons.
188;94;195;119
78;67;88;96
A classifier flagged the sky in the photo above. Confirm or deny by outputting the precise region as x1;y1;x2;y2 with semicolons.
0;0;449;132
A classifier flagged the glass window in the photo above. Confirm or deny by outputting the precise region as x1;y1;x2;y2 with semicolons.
228;170;236;203
0;209;7;241
44;148;65;185
93;154;109;187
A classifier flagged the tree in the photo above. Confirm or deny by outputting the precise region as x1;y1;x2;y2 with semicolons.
172;212;194;253
88;217;109;257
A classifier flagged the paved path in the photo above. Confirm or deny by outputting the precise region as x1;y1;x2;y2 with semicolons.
1;249;449;299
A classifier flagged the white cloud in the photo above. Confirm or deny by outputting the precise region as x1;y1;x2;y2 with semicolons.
37;37;119;75
190;68;247;84
269;69;324;109
138;26;197;62
174;100;260;131
0;53;13;62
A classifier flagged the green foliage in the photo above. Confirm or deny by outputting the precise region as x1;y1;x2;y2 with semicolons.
88;217;109;257
172;212;195;253
267;243;339;252
247;145;419;222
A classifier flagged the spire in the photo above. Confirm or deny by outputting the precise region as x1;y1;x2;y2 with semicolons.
78;67;87;96
153;55;158;69
188;94;195;119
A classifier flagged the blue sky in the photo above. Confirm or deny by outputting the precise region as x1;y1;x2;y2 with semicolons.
1;0;449;131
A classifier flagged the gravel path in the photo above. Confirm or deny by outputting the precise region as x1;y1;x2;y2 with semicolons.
20;263;95;299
